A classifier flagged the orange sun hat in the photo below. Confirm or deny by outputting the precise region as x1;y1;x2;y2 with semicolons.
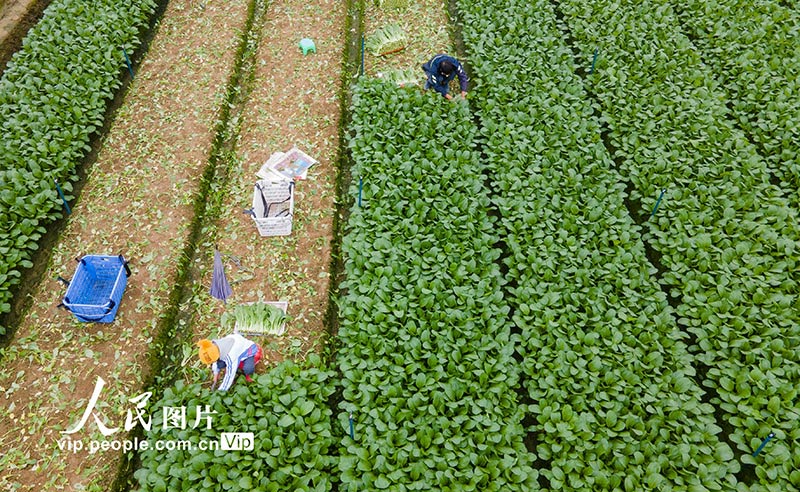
197;339;220;364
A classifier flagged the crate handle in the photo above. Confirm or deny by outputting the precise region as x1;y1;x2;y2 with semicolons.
66;299;116;322
255;181;294;218
57;297;71;311
119;255;131;277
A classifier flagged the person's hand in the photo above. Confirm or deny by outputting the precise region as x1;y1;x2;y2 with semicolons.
445;93;453;100
460;91;467;99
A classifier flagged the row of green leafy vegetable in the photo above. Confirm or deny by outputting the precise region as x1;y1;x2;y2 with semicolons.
335;79;537;490
551;0;799;487
134;358;337;492
0;0;157;335
455;0;740;490
661;0;800;211
117;1;795;490
134;77;540;492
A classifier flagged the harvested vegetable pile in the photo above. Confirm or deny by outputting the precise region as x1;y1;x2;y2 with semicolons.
221;302;288;335
377;67;420;87
365;23;407;56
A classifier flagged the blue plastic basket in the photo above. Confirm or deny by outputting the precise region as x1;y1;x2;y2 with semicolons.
61;255;130;323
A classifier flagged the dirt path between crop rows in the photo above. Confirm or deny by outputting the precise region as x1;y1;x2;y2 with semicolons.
0;0;249;489
187;0;346;369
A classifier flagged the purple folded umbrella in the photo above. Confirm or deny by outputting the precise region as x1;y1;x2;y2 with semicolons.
210;249;233;304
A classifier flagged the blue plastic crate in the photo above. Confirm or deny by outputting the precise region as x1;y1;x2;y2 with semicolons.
62;255;130;323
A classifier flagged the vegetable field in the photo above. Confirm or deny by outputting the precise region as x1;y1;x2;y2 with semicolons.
0;0;797;490
334;0;798;488
459;0;739;488
549;0;799;488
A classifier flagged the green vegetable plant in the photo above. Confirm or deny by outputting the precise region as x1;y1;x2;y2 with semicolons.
337;80;537;490
134;357;337;492
0;0;157;335
376;68;421;88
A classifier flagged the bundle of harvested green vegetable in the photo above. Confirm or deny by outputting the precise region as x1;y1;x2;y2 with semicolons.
376;68;420;87
366;23;408;56
221;302;288;336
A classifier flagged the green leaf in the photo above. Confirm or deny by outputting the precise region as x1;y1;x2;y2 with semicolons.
279;393;294;407
766;396;780;414
674;377;692;393
714;443;734;462
298;400;315;416
277;414;295;429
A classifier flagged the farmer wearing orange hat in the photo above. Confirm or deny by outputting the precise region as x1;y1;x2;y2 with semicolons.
197;334;262;391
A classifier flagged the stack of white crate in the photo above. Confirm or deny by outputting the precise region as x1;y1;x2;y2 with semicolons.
250;146;317;237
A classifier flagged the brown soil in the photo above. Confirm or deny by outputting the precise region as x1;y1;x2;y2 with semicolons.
189;0;346;369
0;0;50;73
0;0;250;489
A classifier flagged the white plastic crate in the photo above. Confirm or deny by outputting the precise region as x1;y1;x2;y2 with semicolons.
251;179;294;236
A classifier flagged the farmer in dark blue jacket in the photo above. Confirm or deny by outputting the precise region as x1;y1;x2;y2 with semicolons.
422;54;468;100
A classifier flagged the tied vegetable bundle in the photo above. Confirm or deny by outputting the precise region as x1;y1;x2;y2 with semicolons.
221;302;287;335
365;23;407;56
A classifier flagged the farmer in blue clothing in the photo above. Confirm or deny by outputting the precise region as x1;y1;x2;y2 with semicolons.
422;53;468;100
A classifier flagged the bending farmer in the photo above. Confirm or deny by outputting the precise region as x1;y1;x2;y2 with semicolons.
422;53;468;100
197;334;262;391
